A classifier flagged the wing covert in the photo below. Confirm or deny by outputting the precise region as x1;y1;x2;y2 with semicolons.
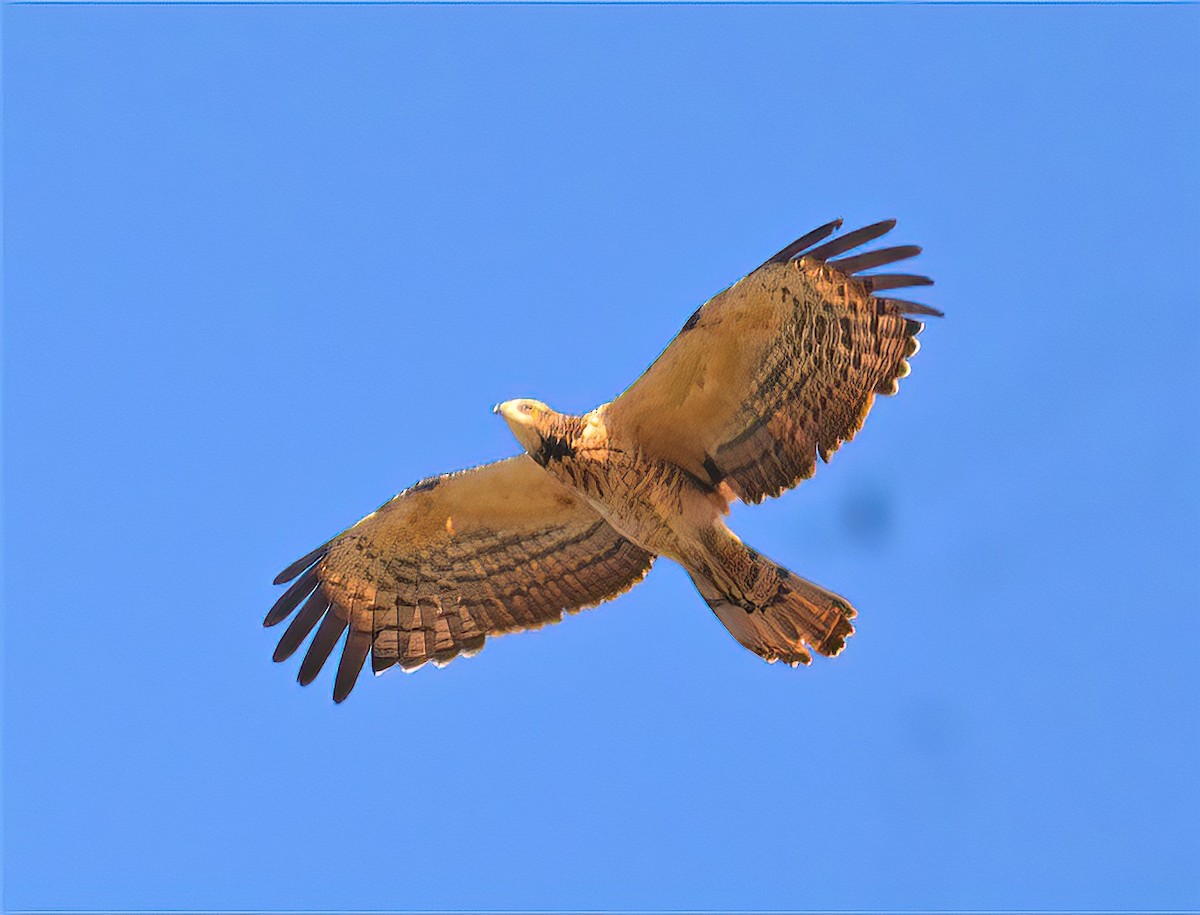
606;219;940;504
264;455;655;701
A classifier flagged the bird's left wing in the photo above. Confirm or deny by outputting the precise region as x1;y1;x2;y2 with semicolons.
605;219;941;505
264;455;654;701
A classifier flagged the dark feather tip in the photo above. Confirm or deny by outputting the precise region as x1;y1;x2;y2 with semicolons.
333;629;372;703
829;245;922;276
861;273;933;292
263;565;321;627
763;218;844;265
371;649;396;675
273;544;329;585
885;298;944;318
298;612;348;687
272;590;330;662
805;219;896;262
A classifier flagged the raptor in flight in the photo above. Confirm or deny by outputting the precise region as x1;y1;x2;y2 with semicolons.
264;218;940;701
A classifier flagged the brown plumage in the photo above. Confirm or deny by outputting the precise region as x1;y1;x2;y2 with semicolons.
265;218;940;700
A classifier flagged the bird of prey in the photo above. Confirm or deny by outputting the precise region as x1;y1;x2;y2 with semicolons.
264;218;940;701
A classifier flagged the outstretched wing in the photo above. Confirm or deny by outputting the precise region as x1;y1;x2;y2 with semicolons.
605;218;941;505
264;455;655;701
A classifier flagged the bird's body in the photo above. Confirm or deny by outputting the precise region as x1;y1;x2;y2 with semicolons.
509;401;856;666
264;218;941;700
527;408;722;565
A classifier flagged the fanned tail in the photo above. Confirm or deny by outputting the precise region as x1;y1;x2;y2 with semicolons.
690;545;856;667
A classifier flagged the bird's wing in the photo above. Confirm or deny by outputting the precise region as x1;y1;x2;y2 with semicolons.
264;455;655;701
605;218;941;505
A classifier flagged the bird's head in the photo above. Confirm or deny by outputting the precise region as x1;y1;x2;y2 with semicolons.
494;398;561;457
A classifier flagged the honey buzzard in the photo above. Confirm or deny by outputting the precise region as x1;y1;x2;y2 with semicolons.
264;218;940;701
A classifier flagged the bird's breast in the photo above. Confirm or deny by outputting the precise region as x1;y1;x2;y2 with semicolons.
548;447;714;557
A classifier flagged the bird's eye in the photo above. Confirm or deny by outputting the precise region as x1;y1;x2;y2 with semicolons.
519;403;532;414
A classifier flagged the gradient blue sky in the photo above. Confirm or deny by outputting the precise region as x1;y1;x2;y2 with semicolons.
4;3;1199;912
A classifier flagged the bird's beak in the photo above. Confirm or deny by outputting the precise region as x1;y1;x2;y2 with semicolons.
492;403;502;415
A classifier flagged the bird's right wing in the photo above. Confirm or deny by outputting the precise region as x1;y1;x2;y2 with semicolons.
264;455;655;701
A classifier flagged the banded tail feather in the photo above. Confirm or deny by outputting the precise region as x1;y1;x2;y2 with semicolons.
690;545;856;667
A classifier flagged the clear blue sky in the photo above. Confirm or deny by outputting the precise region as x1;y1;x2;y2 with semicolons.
4;3;1198;912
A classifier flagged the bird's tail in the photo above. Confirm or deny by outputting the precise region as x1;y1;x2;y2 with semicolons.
689;540;856;667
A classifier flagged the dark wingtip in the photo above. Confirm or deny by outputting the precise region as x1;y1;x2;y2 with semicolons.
762;218;844;266
263;565;321;627
828;244;922;276
885;298;944;318
333;629;372;703
297;612;348;686
273;544;330;585
805;218;898;263
861;274;934;292
272;591;330;662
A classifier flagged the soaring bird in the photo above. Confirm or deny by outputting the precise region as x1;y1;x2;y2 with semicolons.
264;218;940;701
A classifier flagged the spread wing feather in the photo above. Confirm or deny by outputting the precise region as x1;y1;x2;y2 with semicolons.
606;219;940;505
265;455;654;701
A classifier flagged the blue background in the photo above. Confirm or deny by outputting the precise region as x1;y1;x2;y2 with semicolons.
4;4;1198;911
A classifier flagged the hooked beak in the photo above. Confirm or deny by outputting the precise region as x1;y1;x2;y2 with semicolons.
492;403;501;415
